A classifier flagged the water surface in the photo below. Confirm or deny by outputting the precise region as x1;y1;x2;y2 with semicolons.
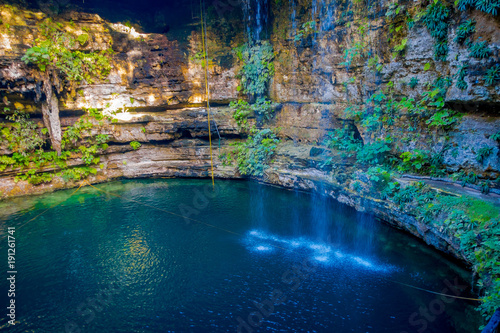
0;179;481;332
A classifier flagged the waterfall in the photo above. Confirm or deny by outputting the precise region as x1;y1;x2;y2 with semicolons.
290;0;297;39
241;0;269;44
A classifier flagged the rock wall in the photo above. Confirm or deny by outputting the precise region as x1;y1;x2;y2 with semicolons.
269;0;500;179
0;5;239;113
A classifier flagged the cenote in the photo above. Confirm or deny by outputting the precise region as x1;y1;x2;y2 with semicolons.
0;179;483;332
1;0;500;330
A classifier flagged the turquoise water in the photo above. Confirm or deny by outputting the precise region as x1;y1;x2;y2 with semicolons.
0;179;481;332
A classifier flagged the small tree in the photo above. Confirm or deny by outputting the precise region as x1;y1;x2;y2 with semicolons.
22;18;113;153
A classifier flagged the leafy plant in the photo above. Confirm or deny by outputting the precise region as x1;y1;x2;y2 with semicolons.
490;130;500;141
324;126;362;153
426;109;462;129
484;65;500;86
367;55;384;72
393;183;420;205
409;77;419;89
21;18;113;153
130;141;141;150
22;19;112;83
457;0;500;16
469;39;492;59
476;146;493;164
453;170;479;186
454;19;476;45
366;166;399;198
234;41;275;96
480;181;491;194
456;62;469;90
356;138;392;165
293;21;317;42
76;33;89;45
230;97;275;130
399;150;430;173
422;1;450;61
1;109;44;156
224;127;280;176
393;38;408;56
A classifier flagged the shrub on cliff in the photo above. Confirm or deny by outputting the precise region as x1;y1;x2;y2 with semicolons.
234;41;275;97
21;18;113;154
221;126;280;176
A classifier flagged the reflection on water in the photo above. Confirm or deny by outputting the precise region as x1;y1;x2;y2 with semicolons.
0;179;482;332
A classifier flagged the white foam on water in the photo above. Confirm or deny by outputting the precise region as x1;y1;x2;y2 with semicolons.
352;256;373;268
245;229;395;273
334;251;344;258
255;245;272;252
314;255;330;262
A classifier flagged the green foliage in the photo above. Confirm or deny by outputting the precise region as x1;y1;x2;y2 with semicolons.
484;64;500;86
409;77;419;89
293;21;317;42
480;180;491;194
393;38;408;56
452;170;479;186
234;41;275;96
22;18;112;84
76;33;89;45
1;109;44;156
351;180;362;192
399;150;430;173
456;62;469;90
397;149;445;175
0;107;109;185
391;181;500;320
61;166;97;181
15;169;54;185
224;127;280;176
454;19;476;45
366;166;399;198
0;155;16;172
367;55;384;72
476;146;493;164
231;100;252;130
457;0;500;16
230;97;275;130
324;126;362;153
130;141;141;150
490;130;500;141
468;39;492;59
341;23;369;69
426;108;463;129
421;85;462;130
356;138;392;165
386;1;406;19
422;1;450;61
392;183;419;205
